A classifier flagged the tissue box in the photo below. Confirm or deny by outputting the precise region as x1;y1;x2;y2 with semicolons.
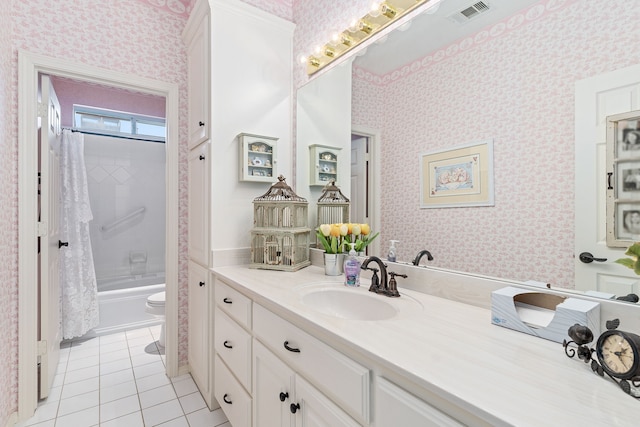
491;286;600;343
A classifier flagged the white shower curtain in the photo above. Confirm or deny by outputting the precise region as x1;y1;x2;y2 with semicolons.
59;129;99;339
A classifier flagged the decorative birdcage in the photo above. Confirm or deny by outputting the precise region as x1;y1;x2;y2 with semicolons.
317;180;350;228
250;175;311;271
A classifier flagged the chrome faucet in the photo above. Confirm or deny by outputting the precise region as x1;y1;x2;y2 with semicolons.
361;256;388;295
412;249;433;266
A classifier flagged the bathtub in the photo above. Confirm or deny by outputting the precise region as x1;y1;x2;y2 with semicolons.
81;275;166;339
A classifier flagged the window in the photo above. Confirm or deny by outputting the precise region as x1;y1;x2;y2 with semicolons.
73;105;165;141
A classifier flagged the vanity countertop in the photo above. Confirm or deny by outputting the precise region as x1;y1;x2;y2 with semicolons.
211;265;639;426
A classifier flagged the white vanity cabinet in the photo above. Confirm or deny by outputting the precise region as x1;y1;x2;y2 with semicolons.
309;144;341;186
187;261;213;406
187;142;210;267
183;1;210;149
374;377;464;427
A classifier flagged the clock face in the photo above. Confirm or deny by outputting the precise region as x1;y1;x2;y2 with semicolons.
596;331;640;379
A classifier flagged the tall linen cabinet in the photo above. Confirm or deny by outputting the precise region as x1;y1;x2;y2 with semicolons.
182;0;295;412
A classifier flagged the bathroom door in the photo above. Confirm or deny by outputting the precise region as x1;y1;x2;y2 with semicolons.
575;64;640;295
38;74;62;399
351;135;367;224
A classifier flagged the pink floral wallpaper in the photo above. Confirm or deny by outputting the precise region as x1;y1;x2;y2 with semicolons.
352;0;640;288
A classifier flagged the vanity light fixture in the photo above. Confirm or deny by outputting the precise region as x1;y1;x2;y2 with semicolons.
302;0;440;75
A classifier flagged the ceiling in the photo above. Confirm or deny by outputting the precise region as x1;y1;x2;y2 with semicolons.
354;0;540;76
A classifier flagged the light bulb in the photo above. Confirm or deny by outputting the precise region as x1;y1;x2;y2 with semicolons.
370;2;382;17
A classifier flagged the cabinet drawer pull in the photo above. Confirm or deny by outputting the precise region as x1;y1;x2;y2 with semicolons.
199;121;205;127
223;340;232;349
290;402;300;414
223;394;232;404
199;281;205;287
279;392;289;402
199;155;205;160
223;297;232;304
283;341;300;353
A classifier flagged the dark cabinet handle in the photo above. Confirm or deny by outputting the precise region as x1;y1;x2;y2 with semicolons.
223;298;232;304
279;392;289;402
199;155;205;160
223;394;232;404
199;121;205;127
223;340;232;349
290;402;300;414
607;172;613;190
58;240;69;248
199;281;205;287
579;252;607;263
283;341;300;353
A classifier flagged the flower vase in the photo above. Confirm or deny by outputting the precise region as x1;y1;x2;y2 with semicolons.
323;253;344;276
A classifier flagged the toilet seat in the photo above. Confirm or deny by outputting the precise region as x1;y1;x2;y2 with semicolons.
147;291;165;307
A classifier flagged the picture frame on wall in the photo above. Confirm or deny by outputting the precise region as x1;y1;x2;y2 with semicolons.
419;139;494;209
606;110;640;247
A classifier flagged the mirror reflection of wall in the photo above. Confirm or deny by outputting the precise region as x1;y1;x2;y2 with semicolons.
296;0;640;290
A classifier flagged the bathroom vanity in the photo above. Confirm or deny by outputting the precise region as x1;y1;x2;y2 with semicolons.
210;264;640;426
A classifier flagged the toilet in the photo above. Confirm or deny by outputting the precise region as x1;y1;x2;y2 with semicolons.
145;291;166;348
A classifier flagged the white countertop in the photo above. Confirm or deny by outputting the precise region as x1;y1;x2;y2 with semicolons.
211;265;640;426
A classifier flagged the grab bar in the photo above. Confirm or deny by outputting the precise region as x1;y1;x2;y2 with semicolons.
101;207;146;232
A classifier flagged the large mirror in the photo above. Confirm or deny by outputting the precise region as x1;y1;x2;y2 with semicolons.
296;0;640;297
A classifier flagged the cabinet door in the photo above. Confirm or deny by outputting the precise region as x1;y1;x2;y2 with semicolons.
188;142;210;267
239;133;278;182
186;12;210;149
253;340;294;427
293;375;360;427
374;377;464;427
188;261;211;401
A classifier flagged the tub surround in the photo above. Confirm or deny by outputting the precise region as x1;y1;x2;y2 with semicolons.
211;263;639;425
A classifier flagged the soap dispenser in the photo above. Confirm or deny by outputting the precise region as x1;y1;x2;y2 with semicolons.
344;242;361;287
387;240;399;262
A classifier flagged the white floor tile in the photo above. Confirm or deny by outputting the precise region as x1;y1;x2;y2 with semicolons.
135;372;172;393
141;399;184;427
131;350;163;367
100;368;135;389
129;341;160;356
99;394;141;422
99;410;144;427
42;385;62;403
127;335;156;349
133;360;166;380
100;380;138;404
139;384;178;409
16;420;55;427
186;407;228;427
179;391;206;414
100;340;129;354
99;332;127;345
172;376;199;397
54;405;99;427
67;346;99;361
63;365;99;384
52;372;65;389
20;401;58;426
157;415;190;427
65;354;99;372
100;357;133;375
57;390;99;417
71;337;100;349
100;347;131;362
126;328;153;339
60;376;99;400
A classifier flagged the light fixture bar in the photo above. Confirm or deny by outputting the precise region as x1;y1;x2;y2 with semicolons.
304;0;439;75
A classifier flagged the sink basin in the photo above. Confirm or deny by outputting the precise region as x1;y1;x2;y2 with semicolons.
300;288;398;321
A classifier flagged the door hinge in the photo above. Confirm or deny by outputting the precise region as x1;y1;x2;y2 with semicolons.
37;340;47;356
37;222;47;237
37;102;48;119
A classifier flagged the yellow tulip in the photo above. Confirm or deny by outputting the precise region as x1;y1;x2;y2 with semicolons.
330;224;341;237
339;223;349;236
347;223;353;234
352;224;361;236
360;223;370;235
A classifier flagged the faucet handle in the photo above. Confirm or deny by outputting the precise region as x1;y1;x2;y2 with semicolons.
385;272;407;298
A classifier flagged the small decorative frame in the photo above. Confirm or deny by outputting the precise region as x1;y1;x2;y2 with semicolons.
606;110;640;247
420;139;494;209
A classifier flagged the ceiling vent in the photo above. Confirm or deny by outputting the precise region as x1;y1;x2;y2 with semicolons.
449;1;491;24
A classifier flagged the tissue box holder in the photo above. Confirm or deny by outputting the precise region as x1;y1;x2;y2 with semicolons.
491;286;600;343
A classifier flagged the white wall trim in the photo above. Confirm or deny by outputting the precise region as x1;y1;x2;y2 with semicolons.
351;125;382;257
17;50;180;421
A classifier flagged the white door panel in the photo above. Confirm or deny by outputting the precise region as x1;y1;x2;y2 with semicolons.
575;65;640;295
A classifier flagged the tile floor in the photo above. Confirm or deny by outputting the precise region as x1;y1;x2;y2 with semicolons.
16;325;229;427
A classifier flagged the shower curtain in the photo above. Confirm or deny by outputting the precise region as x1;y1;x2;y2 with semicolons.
59;129;99;339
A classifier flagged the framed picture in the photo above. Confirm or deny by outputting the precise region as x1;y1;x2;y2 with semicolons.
420;139;494;209
606;110;640;247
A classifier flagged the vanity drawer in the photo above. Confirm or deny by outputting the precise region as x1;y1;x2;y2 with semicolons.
214;308;252;391
253;303;370;424
214;354;251;427
215;279;252;329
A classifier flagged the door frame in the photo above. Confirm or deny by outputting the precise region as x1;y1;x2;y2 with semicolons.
351;125;381;256
17;50;180;419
